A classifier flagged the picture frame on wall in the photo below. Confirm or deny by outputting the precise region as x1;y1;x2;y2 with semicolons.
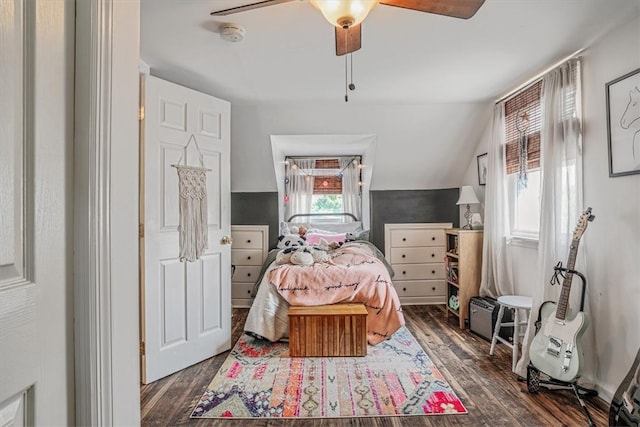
605;67;640;177
477;153;488;185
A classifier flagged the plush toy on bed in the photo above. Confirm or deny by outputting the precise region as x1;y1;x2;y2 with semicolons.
276;233;307;249
289;247;314;266
275;245;328;266
309;247;331;263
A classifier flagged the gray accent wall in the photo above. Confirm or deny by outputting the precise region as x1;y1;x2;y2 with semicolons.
369;189;460;251
231;192;280;249
231;189;459;252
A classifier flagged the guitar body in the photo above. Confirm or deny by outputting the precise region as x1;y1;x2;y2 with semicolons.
530;301;589;383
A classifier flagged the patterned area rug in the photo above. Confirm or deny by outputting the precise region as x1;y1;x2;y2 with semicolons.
190;327;467;419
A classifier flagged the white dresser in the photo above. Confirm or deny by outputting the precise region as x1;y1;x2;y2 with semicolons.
231;225;269;308
384;223;452;305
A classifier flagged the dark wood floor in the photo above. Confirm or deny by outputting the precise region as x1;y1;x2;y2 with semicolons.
141;305;609;426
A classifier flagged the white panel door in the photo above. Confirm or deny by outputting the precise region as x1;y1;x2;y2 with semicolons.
0;0;73;424
141;75;232;383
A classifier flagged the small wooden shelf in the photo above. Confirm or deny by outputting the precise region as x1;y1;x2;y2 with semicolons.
445;229;483;329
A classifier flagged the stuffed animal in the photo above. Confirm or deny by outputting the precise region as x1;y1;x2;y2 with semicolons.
289;247;314;266
276;233;307;249
345;230;369;242
275;247;295;265
309;247;331;263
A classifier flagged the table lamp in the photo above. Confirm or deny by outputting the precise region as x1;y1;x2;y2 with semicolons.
456;186;480;229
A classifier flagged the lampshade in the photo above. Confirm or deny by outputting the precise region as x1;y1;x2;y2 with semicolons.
310;0;379;29
456;186;480;205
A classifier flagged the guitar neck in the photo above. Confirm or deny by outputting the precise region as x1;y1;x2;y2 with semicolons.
555;237;579;321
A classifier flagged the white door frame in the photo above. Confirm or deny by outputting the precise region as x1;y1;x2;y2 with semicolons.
74;0;141;425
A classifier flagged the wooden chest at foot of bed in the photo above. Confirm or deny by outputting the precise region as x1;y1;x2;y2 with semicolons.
288;303;368;357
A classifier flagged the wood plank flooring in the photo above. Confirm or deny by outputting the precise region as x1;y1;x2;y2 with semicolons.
141;305;609;426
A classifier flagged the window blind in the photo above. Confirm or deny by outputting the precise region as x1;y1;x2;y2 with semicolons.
313;159;342;194
504;80;542;175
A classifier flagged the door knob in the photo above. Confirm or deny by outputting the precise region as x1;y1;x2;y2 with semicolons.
221;236;233;245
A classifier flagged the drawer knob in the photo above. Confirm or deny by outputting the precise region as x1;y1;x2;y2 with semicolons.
431;253;435;257
246;239;251;243
402;254;406;258
432;286;436;291
432;270;436;274
247;256;251;260
402;271;406;275
403;287;407;291
432;236;436;241
247;273;251;277
402;237;407;241
247;290;251;294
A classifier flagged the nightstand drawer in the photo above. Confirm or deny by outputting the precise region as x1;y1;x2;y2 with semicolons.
231;249;264;266
392;263;446;280
232;265;261;282
394;280;446;297
231;281;255;299
390;247;446;264
389;229;445;247
231;230;265;250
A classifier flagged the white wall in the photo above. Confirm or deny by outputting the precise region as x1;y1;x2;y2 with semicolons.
465;16;640;400
231;102;488;192
581;16;640;400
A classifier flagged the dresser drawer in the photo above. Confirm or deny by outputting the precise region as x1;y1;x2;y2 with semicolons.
394;280;446;297
232;265;261;282
231;249;264;266
390;246;446;264
231;230;265;250
392;263;446;280
390;229;445;247
231;281;255;299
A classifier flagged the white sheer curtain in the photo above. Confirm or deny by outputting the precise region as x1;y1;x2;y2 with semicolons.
515;58;592;378
285;159;315;222
339;157;362;221
480;103;516;298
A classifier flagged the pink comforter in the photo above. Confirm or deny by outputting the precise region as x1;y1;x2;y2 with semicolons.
267;242;405;345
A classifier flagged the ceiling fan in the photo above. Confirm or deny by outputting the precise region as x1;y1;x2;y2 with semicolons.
210;0;485;56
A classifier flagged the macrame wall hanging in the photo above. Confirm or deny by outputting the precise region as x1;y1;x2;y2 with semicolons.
171;134;211;262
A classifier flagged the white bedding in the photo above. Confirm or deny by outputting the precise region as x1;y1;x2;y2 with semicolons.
244;262;290;342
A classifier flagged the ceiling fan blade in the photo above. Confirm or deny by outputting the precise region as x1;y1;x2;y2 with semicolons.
335;24;362;56
210;0;296;16
380;0;485;19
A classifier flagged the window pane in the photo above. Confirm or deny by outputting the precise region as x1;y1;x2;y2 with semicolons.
311;195;343;214
508;169;541;237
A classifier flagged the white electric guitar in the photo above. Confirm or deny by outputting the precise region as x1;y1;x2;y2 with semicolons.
530;208;595;383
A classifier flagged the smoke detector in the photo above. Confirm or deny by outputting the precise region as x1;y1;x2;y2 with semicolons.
219;23;245;43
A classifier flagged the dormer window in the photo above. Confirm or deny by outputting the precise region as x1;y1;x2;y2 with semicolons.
284;156;362;222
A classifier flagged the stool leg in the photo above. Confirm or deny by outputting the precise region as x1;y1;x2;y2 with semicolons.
490;304;505;356
512;308;520;372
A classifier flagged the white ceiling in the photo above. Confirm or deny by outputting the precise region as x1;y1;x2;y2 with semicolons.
141;0;639;105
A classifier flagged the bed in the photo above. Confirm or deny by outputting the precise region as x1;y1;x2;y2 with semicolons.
243;214;405;346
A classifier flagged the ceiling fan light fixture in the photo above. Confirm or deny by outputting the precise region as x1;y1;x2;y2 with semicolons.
310;0;379;28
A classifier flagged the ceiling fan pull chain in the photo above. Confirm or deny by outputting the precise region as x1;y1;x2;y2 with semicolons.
344;38;349;102
349;53;355;91
343;30;349;102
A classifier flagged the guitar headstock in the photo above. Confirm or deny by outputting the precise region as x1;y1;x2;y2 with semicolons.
573;207;595;240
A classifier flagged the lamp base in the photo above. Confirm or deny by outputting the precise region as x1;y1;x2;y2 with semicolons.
463;205;473;229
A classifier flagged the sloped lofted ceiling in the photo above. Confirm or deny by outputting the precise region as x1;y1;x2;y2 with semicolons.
141;0;639;105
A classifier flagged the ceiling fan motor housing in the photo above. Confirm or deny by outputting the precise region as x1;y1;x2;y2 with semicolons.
219;23;245;42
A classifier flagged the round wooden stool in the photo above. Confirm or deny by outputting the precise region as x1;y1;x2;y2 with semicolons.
489;295;533;372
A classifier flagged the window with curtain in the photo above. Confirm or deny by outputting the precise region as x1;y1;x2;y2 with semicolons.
504;80;543;239
503;65;579;240
284;156;362;222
